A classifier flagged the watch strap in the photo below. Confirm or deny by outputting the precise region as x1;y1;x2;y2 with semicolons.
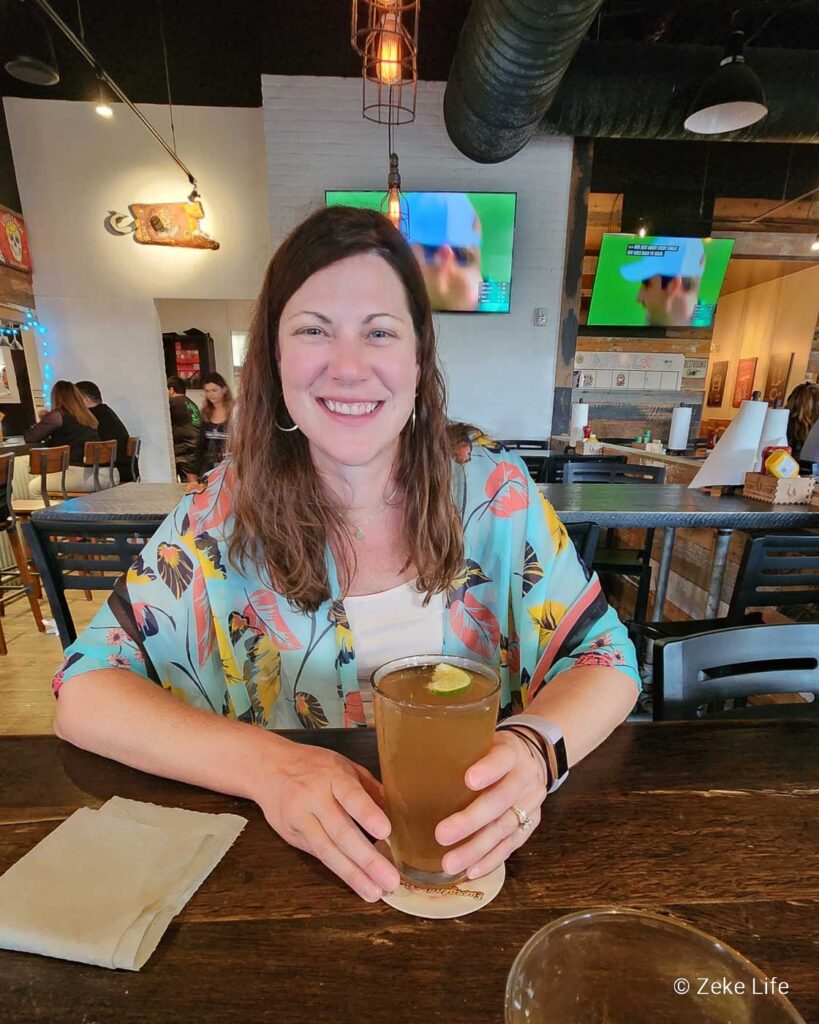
497;713;569;793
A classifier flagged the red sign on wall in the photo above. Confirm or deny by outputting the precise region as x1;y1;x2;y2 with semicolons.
0;205;32;273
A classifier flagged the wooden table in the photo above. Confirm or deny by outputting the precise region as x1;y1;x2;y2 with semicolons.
539;483;819;619
1;723;817;1023
31;482;819;620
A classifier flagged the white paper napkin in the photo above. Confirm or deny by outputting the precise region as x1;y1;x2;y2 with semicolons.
0;797;246;970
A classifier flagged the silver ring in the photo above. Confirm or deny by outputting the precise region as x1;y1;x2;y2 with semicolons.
511;803;533;832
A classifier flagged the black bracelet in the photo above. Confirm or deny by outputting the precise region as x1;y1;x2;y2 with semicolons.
497;724;552;789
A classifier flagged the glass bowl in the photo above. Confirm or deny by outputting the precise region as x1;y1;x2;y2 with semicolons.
506;908;805;1023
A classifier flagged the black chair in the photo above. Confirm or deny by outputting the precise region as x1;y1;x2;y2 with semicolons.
544;453;627;484
501;439;550;483
127;436;142;482
22;516;155;648
562;461;666;624
634;532;819;648
654;623;819;720
565;522;601;568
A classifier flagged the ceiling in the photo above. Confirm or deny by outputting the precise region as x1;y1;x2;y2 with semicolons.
1;0;816;109
0;1;817;201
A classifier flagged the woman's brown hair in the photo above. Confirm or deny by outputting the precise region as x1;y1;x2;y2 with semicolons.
229;205;464;612
785;381;819;453
51;380;97;430
200;371;234;424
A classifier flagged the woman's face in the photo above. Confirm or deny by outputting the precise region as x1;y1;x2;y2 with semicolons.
278;252;420;469
204;382;227;405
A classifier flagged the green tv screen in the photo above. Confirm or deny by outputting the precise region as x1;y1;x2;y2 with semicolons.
587;234;735;328
325;191;516;313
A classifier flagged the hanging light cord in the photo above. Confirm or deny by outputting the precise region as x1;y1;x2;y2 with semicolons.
157;0;178;156
30;0;198;193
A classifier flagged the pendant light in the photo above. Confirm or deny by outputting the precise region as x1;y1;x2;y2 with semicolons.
4;2;60;85
684;30;767;135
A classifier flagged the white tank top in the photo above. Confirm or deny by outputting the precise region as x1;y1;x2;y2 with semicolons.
344;580;445;726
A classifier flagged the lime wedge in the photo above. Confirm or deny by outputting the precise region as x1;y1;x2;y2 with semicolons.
427;663;472;696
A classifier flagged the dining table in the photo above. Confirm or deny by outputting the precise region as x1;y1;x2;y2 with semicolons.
32;481;819;620
1;721;817;1023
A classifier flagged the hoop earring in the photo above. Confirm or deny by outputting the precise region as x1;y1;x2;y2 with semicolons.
275;400;299;433
411;393;418;434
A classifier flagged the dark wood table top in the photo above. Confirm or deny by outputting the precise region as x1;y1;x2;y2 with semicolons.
540;482;819;529
31;482;187;524
1;722;817;1023
31;481;819;532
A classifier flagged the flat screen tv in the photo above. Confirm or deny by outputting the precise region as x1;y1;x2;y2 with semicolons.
325;190;517;313
587;233;735;329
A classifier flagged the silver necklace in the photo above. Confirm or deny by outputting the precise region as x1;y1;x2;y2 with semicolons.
351;487;399;541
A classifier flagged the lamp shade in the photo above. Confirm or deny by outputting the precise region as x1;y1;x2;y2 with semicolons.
3;5;60;86
684;31;767;135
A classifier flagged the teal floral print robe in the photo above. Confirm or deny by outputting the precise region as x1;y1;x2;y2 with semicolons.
54;433;639;728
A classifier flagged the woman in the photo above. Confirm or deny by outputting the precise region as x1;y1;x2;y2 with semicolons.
190;371;233;480
24;380;105;495
785;382;819;459
52;207;638;903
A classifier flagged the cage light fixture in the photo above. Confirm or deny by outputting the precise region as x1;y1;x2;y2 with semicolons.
352;0;420;125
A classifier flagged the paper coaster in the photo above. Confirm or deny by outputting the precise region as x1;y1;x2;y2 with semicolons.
375;840;505;919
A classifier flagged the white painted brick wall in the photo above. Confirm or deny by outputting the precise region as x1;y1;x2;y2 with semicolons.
262;77;573;439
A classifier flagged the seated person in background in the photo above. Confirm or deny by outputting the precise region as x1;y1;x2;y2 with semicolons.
785;382;819;460
194;371;233;480
24;380;109;495
52;206;639;904
620;237;705;327
167;375;201;481
75;379;136;483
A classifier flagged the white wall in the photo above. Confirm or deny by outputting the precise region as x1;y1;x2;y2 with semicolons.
4;99;270;479
706;264;819;420
262;77;573;439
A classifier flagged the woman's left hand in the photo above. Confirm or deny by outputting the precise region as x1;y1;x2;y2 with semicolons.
435;730;548;880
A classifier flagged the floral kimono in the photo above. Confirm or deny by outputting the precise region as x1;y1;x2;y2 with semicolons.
54;433;639;727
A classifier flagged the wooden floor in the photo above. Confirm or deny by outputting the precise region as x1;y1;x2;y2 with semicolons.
0;592;107;736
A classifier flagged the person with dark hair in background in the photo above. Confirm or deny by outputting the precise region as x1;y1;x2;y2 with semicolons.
195;371;234;480
24;380;103;494
785;382;819;459
167;375;201;481
75;380;136;484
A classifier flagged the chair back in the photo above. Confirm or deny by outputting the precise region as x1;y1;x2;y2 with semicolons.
83;439;118;491
22;517;155;647
727;532;819;621
28;446;69;505
501;440;550;483
654;623;819;720
544;454;627;483
563;462;666;485
126;436;142;481
0;452;14;531
565;521;601;567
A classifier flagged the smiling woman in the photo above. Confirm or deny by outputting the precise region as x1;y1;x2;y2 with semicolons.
51;205;638;904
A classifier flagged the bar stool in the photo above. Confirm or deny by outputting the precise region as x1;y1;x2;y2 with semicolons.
0;452;45;654
14;446;70;511
63;440;118;496
126;436;141;482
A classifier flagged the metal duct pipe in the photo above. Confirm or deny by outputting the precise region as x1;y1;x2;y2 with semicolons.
539;42;819;144
443;0;606;164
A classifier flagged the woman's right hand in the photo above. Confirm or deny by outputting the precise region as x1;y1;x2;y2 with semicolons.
253;739;401;902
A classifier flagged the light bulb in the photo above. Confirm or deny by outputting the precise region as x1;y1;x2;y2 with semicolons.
96;102;114;119
386;186;402;227
811;236;819;252
637;225;647;238
376;13;402;85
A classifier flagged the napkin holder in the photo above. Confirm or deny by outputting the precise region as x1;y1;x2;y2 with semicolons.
742;473;816;505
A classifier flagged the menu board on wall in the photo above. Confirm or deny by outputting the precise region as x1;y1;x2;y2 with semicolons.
732;357;758;408
574;351;685;391
707;361;729;407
